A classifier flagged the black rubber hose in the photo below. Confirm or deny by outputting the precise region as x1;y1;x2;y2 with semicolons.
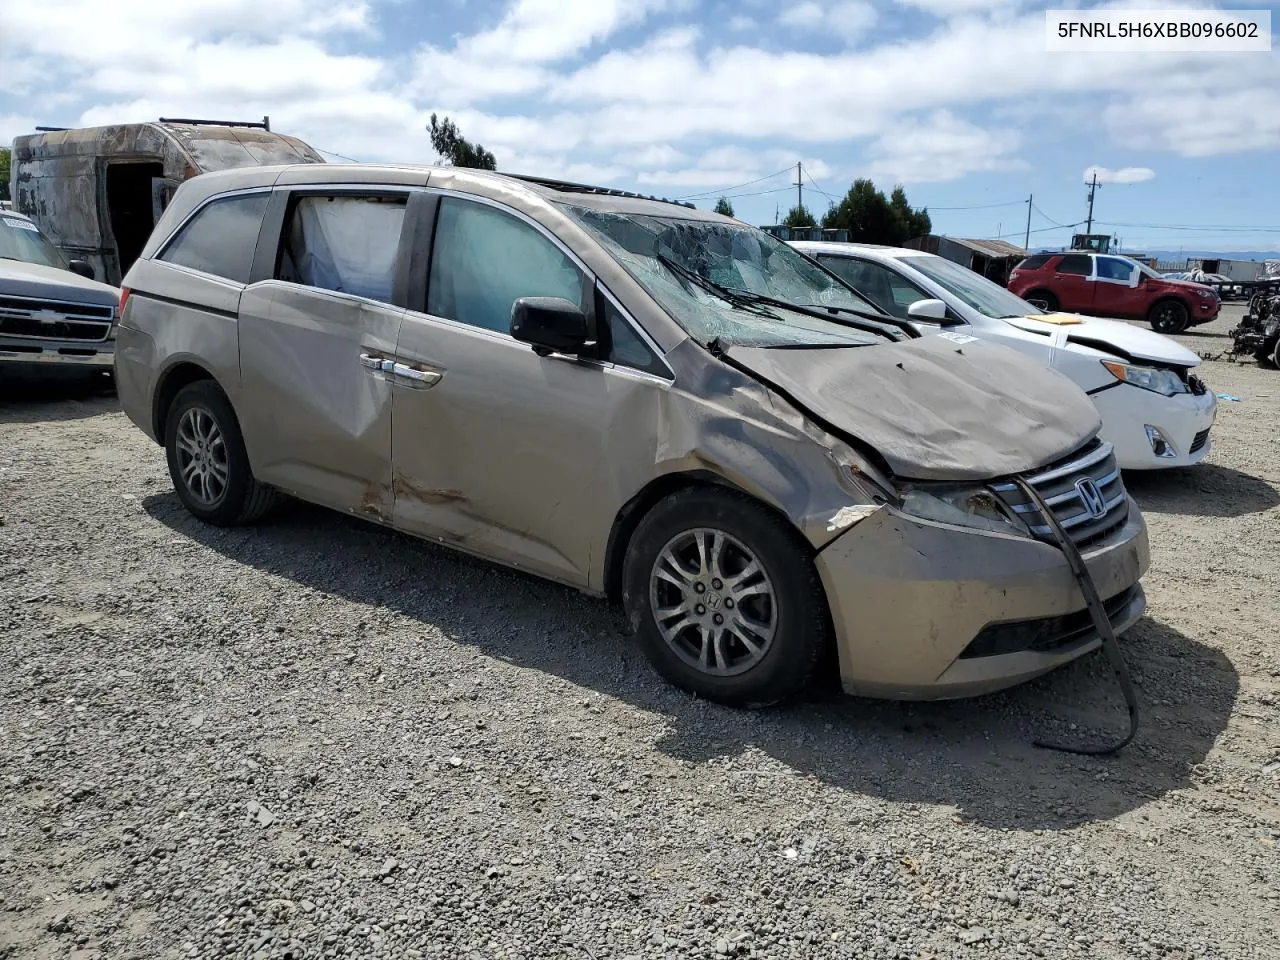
1015;477;1140;756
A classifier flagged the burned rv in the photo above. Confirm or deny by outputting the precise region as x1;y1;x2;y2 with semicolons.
9;119;324;286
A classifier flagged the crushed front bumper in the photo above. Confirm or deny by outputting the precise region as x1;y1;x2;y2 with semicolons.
815;502;1149;700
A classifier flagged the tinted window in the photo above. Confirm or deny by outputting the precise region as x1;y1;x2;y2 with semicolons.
1056;255;1091;276
160;192;269;283
819;256;928;319
601;295;666;376
428;198;585;334
1096;256;1134;282
278;194;407;303
1016;254;1050;270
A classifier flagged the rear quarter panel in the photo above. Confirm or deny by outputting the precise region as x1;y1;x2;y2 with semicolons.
118;257;246;438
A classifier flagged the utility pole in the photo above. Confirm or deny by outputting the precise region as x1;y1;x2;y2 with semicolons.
794;161;803;214
1085;172;1099;233
1024;193;1033;250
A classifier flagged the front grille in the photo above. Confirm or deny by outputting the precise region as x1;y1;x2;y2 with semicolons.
960;586;1141;659
0;294;114;342
1189;428;1210;454
989;440;1129;548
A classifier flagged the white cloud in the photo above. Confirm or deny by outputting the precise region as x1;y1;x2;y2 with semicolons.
1084;165;1156;185
778;1;876;42
410;0;674;104
1;0;1277;204
867;111;1025;183
897;0;1022;15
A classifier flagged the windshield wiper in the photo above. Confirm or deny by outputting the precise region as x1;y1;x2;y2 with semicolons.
795;303;918;340
657;254;911;342
656;255;782;320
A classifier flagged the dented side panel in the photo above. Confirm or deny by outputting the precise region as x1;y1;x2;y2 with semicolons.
237;281;403;519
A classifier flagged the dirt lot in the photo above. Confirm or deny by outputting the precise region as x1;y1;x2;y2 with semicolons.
1;305;1277;960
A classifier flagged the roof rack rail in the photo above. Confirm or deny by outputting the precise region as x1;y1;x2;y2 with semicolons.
159;116;272;131
506;174;695;210
34;126;69;132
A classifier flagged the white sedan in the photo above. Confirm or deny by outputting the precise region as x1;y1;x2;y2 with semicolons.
792;241;1217;470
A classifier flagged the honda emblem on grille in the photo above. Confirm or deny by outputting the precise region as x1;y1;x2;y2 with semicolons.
1075;477;1108;520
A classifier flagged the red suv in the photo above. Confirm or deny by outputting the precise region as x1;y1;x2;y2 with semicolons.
1008;252;1219;334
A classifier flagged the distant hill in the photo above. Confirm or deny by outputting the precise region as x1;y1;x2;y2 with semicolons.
1029;247;1280;262
1141;249;1280;262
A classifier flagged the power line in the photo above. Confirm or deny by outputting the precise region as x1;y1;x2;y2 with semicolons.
714;184;798;201
1095;219;1280;233
802;166;837;205
676;166;794;202
1031;203;1073;229
928;199;1028;211
313;145;362;163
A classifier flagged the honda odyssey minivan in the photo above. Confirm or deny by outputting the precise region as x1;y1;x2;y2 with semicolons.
114;164;1150;706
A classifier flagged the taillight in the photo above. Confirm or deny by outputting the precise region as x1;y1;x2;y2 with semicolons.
118;286;131;317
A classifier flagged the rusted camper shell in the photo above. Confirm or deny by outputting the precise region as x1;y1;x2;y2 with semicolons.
11;120;324;285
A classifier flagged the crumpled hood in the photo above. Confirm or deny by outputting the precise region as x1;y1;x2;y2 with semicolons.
1000;312;1200;366
726;334;1101;482
0;259;119;305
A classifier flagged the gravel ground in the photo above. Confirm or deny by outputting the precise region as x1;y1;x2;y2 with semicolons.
2;305;1277;960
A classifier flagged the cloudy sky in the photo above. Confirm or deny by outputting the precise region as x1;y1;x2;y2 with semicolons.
3;0;1278;252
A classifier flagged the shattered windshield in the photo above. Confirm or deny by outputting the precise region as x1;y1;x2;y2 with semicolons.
0;215;69;269
558;204;895;348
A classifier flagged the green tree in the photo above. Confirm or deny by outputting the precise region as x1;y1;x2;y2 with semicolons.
782;203;816;228
427;114;497;170
0;148;11;203
713;196;735;217
889;185;931;242
822;179;929;245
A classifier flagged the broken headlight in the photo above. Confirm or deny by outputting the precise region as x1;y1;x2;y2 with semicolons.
897;484;1031;537
1101;360;1188;396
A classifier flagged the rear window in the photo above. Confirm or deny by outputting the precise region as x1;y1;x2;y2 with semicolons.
159;192;270;283
1056;255;1092;276
1015;255;1051;271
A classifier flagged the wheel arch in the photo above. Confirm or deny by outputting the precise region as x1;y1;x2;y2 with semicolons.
602;470;805;604
152;359;223;442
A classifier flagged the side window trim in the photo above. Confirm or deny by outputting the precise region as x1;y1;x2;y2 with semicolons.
154;188;272;284
415;188;673;380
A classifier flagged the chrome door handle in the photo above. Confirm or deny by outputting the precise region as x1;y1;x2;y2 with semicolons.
359;353;389;371
391;362;442;386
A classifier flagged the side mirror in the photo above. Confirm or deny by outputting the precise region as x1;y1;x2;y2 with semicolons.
68;259;96;280
510;297;589;356
906;298;949;322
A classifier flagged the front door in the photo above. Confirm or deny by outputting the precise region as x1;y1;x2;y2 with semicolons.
1090;255;1146;319
390;195;668;589
237;190;410;520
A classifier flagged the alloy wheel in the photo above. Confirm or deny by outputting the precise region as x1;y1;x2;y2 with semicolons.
648;527;777;677
175;406;229;506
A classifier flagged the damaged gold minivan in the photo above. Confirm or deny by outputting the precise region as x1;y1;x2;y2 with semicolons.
114;165;1150;706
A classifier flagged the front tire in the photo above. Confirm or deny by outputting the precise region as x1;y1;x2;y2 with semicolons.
1025;290;1058;312
164;380;279;525
621;488;830;707
1149;299;1190;334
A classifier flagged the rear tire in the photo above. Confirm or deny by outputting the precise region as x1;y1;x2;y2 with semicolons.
1149;299;1190;335
621;487;830;707
1025;290;1058;312
164;380;279;525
